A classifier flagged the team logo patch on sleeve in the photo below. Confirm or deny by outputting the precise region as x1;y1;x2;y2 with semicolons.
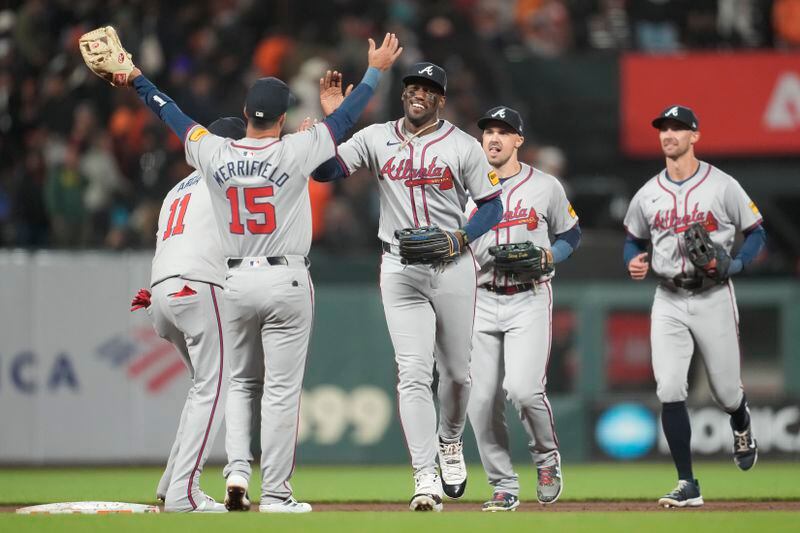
749;201;760;216
568;203;577;218
488;170;499;186
188;127;209;142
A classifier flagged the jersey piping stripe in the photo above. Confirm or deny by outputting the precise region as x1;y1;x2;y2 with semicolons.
541;281;559;447
656;174;686;276
230;139;280;150
468;247;478;345
683;164;712;219
187;284;224;510
502;167;534;287
419;125;456;226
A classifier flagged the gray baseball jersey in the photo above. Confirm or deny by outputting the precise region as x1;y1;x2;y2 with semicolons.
335;119;501;242
151;172;225;287
466;163;576;497
623;161;762;279
469;163;577;286
338;118;501;489
184;122;337;258
624;160;763;414
183;122;331;504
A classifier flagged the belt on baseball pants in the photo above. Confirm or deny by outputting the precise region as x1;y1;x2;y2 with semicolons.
480;282;534;295
381;241;400;255
227;256;310;269
660;276;717;293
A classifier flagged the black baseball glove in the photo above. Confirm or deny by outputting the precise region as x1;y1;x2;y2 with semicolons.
489;241;553;281
684;222;731;281
395;225;465;266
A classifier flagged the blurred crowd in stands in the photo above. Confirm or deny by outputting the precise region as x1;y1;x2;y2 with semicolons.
0;0;798;251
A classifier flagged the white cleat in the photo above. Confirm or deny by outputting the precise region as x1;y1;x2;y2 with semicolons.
259;497;312;513
437;437;467;499
165;493;228;513
224;474;251;512
409;471;443;512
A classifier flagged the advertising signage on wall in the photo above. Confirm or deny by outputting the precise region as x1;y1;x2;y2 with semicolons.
594;402;800;460
621;52;800;157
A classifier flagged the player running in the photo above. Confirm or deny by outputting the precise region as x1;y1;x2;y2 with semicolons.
130;117;245;513
85;27;402;513
312;63;503;511
623;105;765;508
466;106;580;511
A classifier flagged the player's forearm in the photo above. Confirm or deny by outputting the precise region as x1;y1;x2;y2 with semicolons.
551;223;581;263
729;224;766;275
463;193;502;243
624;234;649;266
323;67;381;142
133;75;198;142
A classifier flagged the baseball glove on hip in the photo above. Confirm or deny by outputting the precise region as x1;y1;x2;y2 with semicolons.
395;225;465;266
684;222;731;281
79;26;135;87
489;241;553;281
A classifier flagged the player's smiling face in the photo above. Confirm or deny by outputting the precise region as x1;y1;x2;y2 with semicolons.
401;81;445;125
482;122;523;167
658;119;699;159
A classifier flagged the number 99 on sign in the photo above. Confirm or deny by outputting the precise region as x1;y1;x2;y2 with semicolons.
297;385;392;446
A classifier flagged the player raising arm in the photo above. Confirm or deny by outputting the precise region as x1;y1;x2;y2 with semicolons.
81;26;402;513
623;105;766;508
312;63;503;512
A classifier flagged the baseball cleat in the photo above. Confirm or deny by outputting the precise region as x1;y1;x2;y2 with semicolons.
482;491;520;512
409;471;443;512
258;497;312;513
536;453;563;505
731;420;758;471
165;493;228;513
437;436;467;499
658;479;704;508
224;474;251;511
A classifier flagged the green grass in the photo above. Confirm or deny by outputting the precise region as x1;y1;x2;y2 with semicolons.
1;462;799;505
1;462;799;532
1;513;799;533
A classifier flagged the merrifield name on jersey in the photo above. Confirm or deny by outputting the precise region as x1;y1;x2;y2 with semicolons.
212;159;290;188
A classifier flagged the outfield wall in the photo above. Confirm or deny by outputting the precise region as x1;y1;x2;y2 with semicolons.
1;251;798;464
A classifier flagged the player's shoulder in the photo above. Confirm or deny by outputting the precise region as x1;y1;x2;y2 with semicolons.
530;165;565;188
701;160;738;185
445;120;477;143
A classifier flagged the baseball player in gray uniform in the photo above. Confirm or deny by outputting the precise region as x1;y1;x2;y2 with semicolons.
312;63;504;511
113;33;402;513
623;105;766;508
130;117;246;513
466;107;580;511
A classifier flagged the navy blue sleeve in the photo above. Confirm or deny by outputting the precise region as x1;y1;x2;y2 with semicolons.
133;75;198;142
624;233;649;266
311;157;346;182
729;224;766;275
463;193;502;243
323;67;380;143
551;223;581;263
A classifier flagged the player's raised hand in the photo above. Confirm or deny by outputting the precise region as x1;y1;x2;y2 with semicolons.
368;33;403;71
628;252;649;281
319;70;353;116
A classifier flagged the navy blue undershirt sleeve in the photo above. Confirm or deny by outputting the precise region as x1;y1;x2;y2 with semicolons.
624;234;649;266
133;75;198;141
729;224;766;275
322;67;380;143
551;223;581;263
463;193;502;243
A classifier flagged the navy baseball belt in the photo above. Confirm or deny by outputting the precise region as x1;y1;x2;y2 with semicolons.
227;256;310;269
381;241;399;255
480;282;534;295
661;275;718;293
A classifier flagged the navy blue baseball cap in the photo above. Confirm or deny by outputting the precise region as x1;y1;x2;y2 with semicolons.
245;77;296;121
208;116;246;139
478;106;524;135
403;62;447;94
652;105;699;131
